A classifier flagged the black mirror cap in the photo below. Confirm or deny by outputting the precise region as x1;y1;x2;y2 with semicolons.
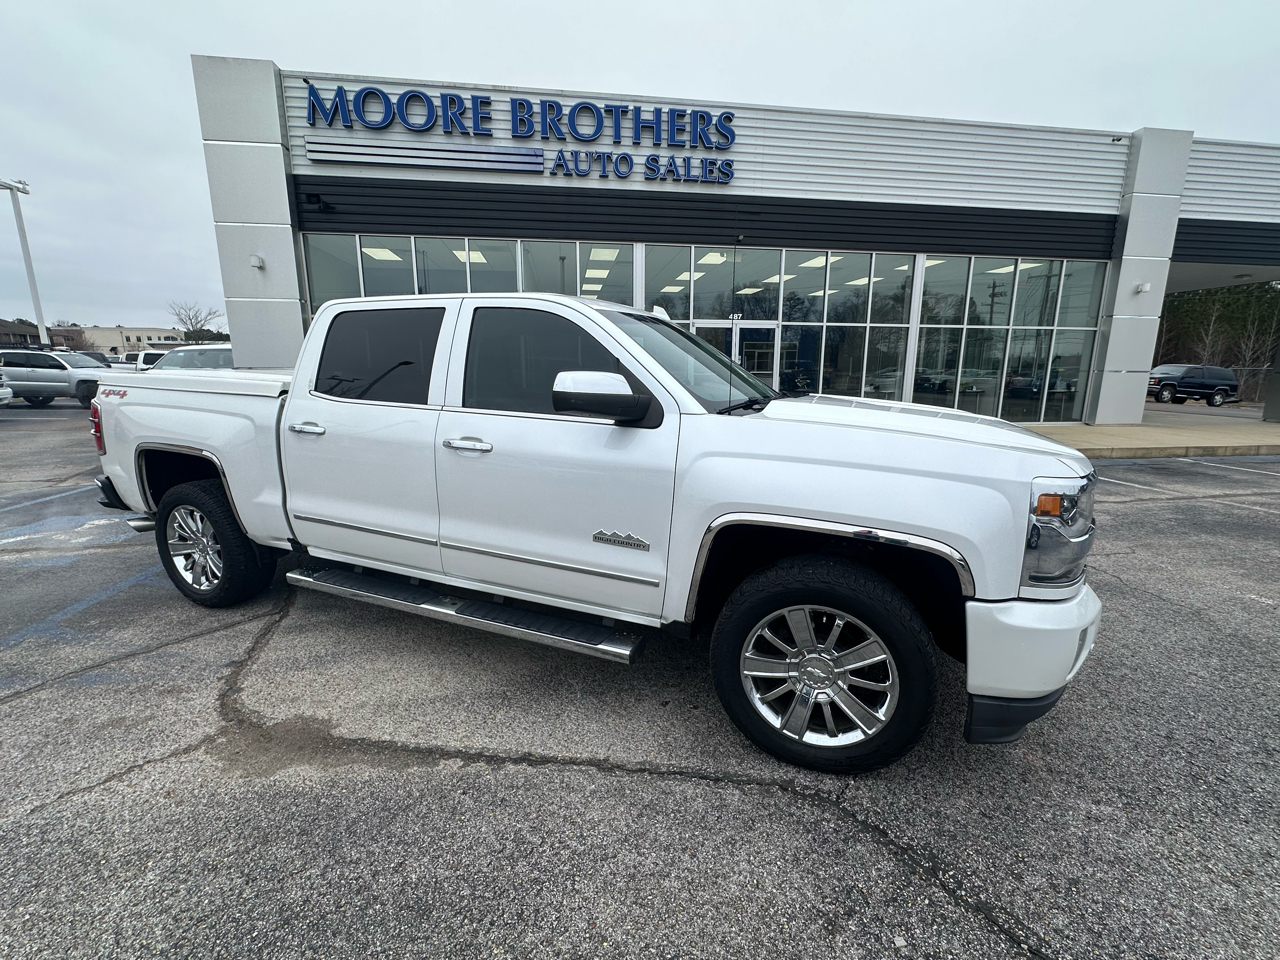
552;390;653;423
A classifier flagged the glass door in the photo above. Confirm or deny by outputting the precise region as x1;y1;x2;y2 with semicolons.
735;324;777;390
692;322;778;390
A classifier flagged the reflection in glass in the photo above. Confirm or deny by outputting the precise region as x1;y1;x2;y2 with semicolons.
414;237;468;293
359;236;414;296
645;245;691;320
865;326;908;400
737;327;776;386
913;327;962;407
1001;328;1053;421
957;328;1008;417
580;242;634;305
691;247;781;321
780;325;822;393
522;241;577;295
304;234;360;312
920;257;969;325
1057;262;1106;327
468;239;519;293
822;326;866;397
780;251;828;323
1012;260;1062;327
870;254;913;324
1044;330;1095;421
967;259;1015;325
826;252;872;323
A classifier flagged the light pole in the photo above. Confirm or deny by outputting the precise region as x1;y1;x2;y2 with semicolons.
0;177;50;346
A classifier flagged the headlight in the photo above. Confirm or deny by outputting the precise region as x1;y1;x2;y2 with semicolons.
1021;473;1095;590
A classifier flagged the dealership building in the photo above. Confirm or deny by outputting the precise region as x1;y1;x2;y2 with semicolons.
191;55;1280;425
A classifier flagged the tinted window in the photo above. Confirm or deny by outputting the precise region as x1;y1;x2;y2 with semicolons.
1151;365;1189;376
143;353;165;365
29;353;64;369
0;353;32;368
1209;366;1237;382
315;307;445;404
1186;367;1204;378
463;307;618;414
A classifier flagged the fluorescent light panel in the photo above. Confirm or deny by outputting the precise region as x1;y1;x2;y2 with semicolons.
735;287;763;295
581;283;603;291
362;247;402;261
697;252;728;265
589;248;620;261
584;268;610;278
676;271;705;281
660;285;685;293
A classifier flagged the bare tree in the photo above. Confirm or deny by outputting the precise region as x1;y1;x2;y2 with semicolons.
167;301;226;341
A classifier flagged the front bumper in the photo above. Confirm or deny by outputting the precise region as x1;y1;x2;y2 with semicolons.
963;584;1101;743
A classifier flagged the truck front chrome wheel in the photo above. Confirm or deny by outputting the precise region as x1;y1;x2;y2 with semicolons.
710;555;936;773
166;505;223;592
741;605;899;746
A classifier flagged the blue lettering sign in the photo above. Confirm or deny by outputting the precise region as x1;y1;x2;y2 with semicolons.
568;101;604;141
604;104;629;143
715;112;735;149
395;90;436;131
352;87;394;129
511;98;535;138
471;95;492;136
307;84;351;127
540;100;566;140
691;110;715;149
441;93;468;134
634;107;662;146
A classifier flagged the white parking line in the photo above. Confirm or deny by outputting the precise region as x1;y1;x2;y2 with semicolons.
1098;476;1166;491
1177;458;1280;478
0;485;96;514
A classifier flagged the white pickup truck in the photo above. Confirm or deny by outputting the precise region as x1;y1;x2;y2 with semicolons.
91;293;1100;772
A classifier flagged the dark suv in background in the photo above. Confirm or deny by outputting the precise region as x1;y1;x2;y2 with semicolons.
1148;364;1239;407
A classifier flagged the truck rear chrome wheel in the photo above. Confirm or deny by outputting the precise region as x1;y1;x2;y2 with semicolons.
740;605;899;747
710;555;936;773
166;505;223;592
155;480;278;607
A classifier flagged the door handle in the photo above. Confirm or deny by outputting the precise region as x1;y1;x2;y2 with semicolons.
288;422;326;435
442;438;493;452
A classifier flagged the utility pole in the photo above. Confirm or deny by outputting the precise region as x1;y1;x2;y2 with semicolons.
0;177;50;346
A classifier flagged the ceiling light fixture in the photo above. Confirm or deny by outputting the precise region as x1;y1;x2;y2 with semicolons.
362;247;402;261
698;252;728;265
585;268;610;278
676;271;705;281
797;256;827;268
581;283;603;291
986;265;1015;274
590;248;620;261
660;285;685;293
736;287;763;295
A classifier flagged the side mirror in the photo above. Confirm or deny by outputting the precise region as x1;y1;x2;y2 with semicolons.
552;370;652;423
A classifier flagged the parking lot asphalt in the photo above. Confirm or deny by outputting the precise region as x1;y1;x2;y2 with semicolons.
1;399;1277;959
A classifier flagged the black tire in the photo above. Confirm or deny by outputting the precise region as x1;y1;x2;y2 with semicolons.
710;555;937;773
155;479;276;607
1155;384;1175;403
23;396;54;407
1208;390;1227;408
1171;396;1188;404
76;382;97;409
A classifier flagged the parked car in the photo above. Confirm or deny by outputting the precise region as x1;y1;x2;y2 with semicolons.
147;344;234;372
0;372;12;407
92;294;1100;773
0;348;106;407
123;350;167;371
1148;364;1239;406
78;351;112;365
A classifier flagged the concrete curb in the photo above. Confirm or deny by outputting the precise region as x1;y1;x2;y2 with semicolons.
1065;444;1280;459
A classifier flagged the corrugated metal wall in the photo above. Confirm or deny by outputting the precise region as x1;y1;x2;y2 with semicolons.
280;71;1131;215
1181;140;1280;222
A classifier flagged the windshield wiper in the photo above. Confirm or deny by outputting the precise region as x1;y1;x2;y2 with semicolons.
716;397;772;415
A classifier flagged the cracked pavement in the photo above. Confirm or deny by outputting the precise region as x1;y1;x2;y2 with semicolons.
1;401;1278;958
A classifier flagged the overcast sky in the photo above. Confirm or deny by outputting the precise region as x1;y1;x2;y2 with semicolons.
3;0;1278;330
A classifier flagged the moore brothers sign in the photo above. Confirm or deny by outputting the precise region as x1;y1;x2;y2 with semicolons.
303;83;737;184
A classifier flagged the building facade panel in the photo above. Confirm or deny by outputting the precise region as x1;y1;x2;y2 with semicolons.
280;71;1130;213
1180;140;1280;222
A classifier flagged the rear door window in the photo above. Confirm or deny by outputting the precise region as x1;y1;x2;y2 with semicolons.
315;307;446;404
462;307;619;414
0;353;32;368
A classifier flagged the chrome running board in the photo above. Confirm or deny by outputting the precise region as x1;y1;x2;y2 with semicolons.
286;566;644;664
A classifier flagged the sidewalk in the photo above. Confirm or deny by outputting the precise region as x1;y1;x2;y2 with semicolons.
1029;402;1280;458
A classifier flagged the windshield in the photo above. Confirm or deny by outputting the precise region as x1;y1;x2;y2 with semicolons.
60;353;105;368
602;310;778;412
152;348;234;370
1151;364;1189;376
